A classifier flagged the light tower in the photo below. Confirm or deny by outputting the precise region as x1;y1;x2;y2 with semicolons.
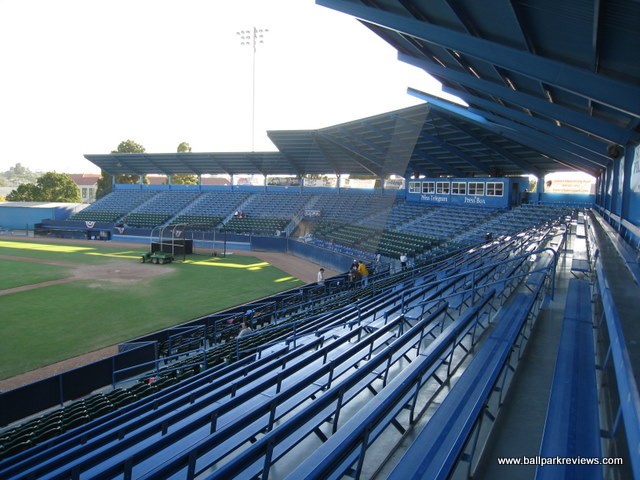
237;27;268;152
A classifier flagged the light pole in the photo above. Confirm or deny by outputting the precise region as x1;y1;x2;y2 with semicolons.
237;27;268;152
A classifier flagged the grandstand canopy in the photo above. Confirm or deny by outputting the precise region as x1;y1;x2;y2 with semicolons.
84;104;599;179
86;0;640;180
318;0;640;175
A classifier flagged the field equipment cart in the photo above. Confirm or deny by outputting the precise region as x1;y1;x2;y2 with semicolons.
140;251;174;264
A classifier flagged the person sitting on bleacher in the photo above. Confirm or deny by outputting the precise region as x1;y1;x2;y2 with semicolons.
237;321;253;338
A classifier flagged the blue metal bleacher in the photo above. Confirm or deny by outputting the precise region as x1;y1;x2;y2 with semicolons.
536;278;601;480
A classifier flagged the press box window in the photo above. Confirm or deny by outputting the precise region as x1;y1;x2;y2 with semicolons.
409;182;421;194
486;182;504;196
468;182;485;196
436;182;450;194
422;182;435;194
451;182;467;195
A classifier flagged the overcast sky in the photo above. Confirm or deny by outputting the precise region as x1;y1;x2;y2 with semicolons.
0;0;457;174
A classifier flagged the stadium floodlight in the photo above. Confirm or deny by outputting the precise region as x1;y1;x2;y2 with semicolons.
236;27;269;152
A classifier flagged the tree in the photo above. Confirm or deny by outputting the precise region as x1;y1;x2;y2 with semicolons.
6;183;42;201
6;172;80;202
168;174;198;185
111;139;146;154
177;142;192;153
37;172;81;202
96;140;149;199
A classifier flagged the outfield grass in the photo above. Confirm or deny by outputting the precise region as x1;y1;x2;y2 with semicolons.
0;239;304;380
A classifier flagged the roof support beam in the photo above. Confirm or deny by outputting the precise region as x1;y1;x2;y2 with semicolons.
410;147;465;177
505;0;550;99
400;91;540;175
276;151;303;176
389;113;468;176
325;127;397;174
333;125;415;176
113;155;144;176
592;0;603;73
141;156;168;175
436;87;612;167
399;53;636;144
398;0;508;84
431;110;541;175
172;154;202;176
335;126;389;161
415;128;493;175
242;153;264;176
361;121;438;177
406;160;433;177
316;132;383;176
317;0;640;117
408;88;598;175
311;134;342;175
457;96;610;168
203;154;231;176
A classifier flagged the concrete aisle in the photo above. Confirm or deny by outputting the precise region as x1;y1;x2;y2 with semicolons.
474;231;583;480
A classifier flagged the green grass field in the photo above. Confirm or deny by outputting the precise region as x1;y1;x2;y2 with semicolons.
0;238;304;380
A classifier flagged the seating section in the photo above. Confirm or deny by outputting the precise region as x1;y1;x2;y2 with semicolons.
399;204;501;240
69;191;158;223
366;201;434;230
310;193;399;223
223;193;311;234
460;204;575;242
311;220;439;259
173;192;249;229
3;188;592;477
307;201;572;263
0;220;568;479
123;191;201;227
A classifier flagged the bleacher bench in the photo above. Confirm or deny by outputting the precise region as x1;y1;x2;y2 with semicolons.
536;278;601;480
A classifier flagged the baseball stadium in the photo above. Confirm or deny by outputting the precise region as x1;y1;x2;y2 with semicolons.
1;1;639;479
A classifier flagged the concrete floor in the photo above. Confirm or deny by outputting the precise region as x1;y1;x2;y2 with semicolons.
473;226;592;479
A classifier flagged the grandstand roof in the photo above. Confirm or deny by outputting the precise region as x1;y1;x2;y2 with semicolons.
86;0;640;179
318;0;640;175
83;104;599;178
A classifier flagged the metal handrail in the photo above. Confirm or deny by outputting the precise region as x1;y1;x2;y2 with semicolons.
401;245;558;311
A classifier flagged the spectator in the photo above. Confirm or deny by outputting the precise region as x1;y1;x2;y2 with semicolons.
348;269;359;288
237;320;253;338
244;309;254;329
400;253;408;270
317;267;325;286
358;261;369;286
